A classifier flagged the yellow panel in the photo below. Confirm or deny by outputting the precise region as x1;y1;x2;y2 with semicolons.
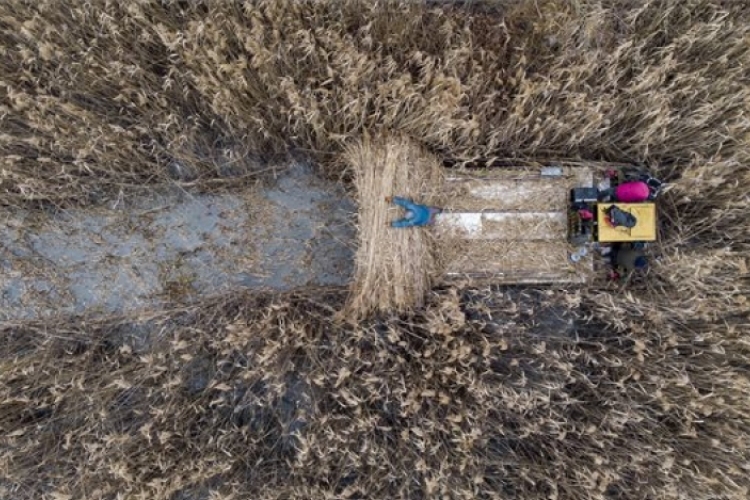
597;203;657;242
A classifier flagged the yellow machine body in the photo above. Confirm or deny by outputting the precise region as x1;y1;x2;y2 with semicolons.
597;203;657;242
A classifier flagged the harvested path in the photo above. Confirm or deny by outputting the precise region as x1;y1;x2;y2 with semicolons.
0;165;355;321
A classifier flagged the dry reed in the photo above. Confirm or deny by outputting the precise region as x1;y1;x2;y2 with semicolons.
0;0;749;499
1;285;747;500
344;135;443;316
441;166;594;212
440;239;570;273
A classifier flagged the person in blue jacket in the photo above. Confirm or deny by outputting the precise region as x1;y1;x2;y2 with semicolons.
387;196;442;228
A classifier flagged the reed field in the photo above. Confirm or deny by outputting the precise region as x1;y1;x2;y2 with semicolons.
1;0;749;499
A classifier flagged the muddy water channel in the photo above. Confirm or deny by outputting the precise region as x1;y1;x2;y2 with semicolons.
0;165;355;321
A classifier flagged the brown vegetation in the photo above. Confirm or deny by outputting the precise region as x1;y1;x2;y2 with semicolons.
2;287;748;499
1;0;749;499
440;239;571;274
440;166;595;212
344;135;443;316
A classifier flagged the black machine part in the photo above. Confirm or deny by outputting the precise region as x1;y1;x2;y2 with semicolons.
606;205;637;228
568;204;595;246
645;176;663;200
571;187;599;204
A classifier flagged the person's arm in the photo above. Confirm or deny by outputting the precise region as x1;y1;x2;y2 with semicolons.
393;197;419;212
391;217;412;228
